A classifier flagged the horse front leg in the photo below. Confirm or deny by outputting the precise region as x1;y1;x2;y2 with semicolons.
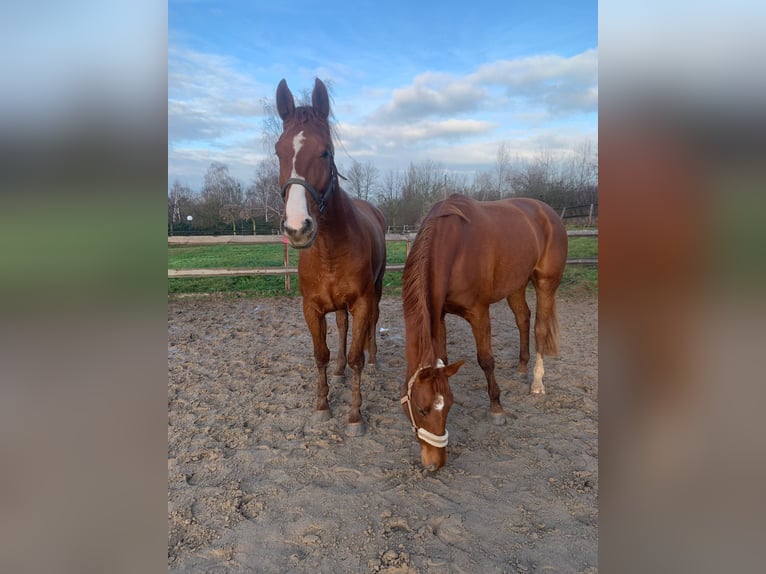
435;314;448;363
304;305;331;422
346;302;373;437
333;309;348;382
465;307;506;425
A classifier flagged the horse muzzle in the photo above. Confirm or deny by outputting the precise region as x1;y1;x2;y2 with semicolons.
281;216;316;249
420;441;447;472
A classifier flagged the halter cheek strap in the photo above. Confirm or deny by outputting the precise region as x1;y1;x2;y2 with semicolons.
281;154;338;215
401;360;449;449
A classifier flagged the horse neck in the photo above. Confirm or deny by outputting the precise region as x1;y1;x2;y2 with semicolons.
311;187;356;250
402;222;447;378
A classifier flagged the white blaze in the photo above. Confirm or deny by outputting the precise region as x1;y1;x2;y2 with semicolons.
283;131;311;231
434;394;445;411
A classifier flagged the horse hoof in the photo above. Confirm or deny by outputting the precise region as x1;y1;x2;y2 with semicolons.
367;363;377;374
490;411;507;425
346;421;366;437
312;409;331;423
530;386;546;395
332;374;346;384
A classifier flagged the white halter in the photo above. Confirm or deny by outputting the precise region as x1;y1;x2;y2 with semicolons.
401;359;449;448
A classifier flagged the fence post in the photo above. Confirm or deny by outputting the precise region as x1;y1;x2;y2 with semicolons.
282;237;291;291
560;207;567;220
588;203;594;227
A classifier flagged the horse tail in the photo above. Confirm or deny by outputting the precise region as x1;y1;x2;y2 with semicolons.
542;299;560;357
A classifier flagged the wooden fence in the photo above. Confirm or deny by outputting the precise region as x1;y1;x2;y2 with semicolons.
168;231;597;290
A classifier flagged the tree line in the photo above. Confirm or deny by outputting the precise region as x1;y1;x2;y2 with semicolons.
168;141;596;236
169;86;597;235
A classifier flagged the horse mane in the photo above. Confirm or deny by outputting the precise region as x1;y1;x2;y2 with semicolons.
402;215;438;372
403;198;473;395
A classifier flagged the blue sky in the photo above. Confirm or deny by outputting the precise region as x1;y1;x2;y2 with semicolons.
169;0;597;190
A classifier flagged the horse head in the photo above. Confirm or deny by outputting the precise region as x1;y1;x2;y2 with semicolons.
275;78;337;249
401;359;464;471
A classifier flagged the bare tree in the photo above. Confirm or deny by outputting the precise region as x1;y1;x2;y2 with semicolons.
248;156;281;224
219;204;239;235
508;141;598;208
259;96;283;154
168;180;192;235
495;141;513;198
344;159;379;201
376;169;404;229
562;140;598;205
471;171;496;202
200;162;244;230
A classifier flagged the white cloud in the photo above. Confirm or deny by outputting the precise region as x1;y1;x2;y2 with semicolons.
168;45;267;143
338;118;494;145
471;48;598;115
168;43;598;188
369;48;598;126
373;72;485;121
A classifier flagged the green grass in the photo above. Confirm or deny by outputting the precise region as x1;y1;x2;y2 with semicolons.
561;234;598;294
168;233;598;296
169;244;289;269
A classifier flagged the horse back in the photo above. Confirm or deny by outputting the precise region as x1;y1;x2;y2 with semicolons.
428;195;567;303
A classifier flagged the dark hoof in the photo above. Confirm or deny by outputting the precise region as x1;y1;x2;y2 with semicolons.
490;410;507;425
517;365;528;375
312;409;331;423
332;374;346;384
346;420;366;437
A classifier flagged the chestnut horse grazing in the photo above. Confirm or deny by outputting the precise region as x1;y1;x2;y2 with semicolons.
401;194;567;470
275;78;386;436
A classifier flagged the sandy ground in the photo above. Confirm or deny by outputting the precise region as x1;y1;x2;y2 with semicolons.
168;292;598;573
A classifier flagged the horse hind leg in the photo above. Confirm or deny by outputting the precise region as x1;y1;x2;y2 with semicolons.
365;268;385;372
333;310;348;383
365;303;379;372
530;275;562;395
507;286;531;374
346;303;376;437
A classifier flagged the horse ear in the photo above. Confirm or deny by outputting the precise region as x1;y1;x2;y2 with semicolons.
415;366;434;383
312;78;330;120
443;360;465;378
276;79;295;121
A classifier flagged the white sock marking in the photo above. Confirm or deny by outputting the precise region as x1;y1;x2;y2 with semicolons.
531;352;546;394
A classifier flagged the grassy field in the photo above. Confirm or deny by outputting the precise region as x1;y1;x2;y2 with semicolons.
168;233;597;296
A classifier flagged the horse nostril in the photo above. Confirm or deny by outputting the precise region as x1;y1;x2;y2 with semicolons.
303;218;314;234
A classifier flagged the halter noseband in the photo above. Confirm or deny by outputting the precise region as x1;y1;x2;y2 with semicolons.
281;153;338;215
401;359;449;449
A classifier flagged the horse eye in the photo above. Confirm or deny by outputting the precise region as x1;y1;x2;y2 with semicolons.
417;407;428;417
320;149;330;159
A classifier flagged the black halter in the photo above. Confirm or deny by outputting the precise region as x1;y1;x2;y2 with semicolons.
281;153;338;215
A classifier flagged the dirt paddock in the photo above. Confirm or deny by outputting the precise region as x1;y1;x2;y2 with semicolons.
168;292;598;573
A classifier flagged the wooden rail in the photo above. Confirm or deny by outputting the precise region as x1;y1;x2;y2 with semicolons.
168;231;597;283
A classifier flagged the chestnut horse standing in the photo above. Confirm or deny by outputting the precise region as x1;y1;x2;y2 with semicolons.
401;194;567;470
275;78;386;436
